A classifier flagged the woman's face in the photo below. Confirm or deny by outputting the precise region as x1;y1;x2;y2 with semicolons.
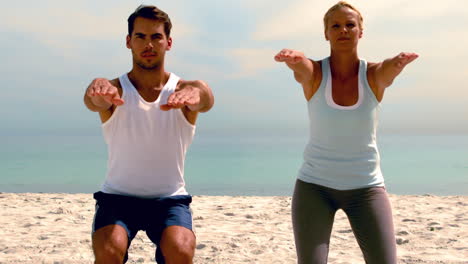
324;7;362;51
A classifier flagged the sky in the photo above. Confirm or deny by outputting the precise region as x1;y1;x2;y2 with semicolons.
1;0;467;137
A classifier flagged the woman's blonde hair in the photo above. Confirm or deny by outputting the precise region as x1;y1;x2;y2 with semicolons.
323;1;363;30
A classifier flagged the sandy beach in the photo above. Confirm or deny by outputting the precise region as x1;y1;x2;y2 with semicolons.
0;193;466;264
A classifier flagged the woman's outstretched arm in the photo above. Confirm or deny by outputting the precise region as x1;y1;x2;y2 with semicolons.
368;52;419;101
274;49;321;100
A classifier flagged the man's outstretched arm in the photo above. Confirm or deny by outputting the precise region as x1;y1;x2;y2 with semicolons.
161;80;214;113
84;78;124;112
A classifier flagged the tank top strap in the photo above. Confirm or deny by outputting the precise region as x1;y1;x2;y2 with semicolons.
117;74;136;105
159;73;180;105
359;58;368;91
321;57;330;79
358;58;380;104
166;72;180;92
311;57;330;99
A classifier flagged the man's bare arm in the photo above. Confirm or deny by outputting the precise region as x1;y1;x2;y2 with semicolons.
161;80;214;113
83;78;124;112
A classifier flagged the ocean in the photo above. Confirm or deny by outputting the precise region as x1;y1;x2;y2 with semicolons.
1;133;467;196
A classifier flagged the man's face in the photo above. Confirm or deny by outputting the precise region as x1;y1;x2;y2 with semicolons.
126;17;172;70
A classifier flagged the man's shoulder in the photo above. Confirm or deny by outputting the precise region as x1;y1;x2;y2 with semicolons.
109;78;122;89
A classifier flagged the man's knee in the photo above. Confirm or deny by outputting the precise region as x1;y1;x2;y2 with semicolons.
94;244;127;264
160;226;195;263
163;244;195;263
93;225;129;264
165;242;195;262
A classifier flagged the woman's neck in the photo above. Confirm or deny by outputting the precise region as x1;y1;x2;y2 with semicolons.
329;51;360;81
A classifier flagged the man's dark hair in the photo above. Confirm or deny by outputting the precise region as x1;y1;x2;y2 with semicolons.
127;5;172;37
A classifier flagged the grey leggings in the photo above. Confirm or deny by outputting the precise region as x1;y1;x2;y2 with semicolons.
292;179;397;264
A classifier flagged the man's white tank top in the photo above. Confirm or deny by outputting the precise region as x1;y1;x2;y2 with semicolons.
298;57;385;190
101;72;195;198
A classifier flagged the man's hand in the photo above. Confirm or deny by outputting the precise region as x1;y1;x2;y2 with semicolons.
86;78;124;108
160;81;204;112
274;49;306;64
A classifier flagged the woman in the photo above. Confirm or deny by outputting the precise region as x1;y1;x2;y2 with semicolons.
274;1;418;263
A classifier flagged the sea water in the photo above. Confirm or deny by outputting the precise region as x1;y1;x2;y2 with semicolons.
1;133;466;196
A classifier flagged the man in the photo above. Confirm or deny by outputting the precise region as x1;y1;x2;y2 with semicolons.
84;5;214;264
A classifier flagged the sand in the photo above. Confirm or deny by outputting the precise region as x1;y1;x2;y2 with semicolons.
0;193;466;263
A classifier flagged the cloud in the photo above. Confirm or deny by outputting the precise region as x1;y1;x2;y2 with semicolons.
375;0;465;19
226;48;279;78
1;0;466;135
252;1;324;41
251;0;467;41
166;55;228;82
249;0;394;41
1;2;197;62
2;7;123;39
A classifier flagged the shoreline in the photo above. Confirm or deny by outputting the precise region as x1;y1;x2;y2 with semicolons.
1;193;467;263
